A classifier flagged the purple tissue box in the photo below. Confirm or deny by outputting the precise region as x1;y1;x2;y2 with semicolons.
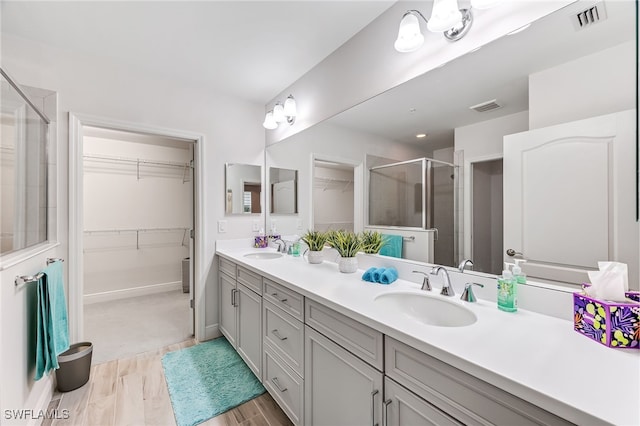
254;236;268;248
573;288;640;349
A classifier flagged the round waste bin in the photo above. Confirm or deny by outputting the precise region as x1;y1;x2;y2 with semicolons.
56;342;93;392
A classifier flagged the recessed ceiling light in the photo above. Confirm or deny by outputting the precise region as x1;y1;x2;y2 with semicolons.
416;133;427;138
409;108;417;113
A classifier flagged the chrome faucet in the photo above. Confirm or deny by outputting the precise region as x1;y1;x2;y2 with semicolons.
458;259;474;273
412;270;432;291
431;266;454;297
460;282;484;302
273;238;287;253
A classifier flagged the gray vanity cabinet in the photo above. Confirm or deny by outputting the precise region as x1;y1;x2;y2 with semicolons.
218;257;262;379
219;259;237;347
262;278;306;425
383;377;462;426
385;337;573;426
304;326;383;426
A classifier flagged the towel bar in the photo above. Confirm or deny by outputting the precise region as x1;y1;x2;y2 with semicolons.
15;272;44;287
403;236;416;242
15;257;64;286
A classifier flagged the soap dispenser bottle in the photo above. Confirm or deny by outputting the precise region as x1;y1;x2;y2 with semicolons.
513;259;527;285
497;262;517;312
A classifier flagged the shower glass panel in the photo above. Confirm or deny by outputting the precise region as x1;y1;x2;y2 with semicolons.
0;70;49;255
368;157;457;266
369;159;426;228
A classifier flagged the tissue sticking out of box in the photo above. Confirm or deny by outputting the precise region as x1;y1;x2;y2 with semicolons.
585;262;629;302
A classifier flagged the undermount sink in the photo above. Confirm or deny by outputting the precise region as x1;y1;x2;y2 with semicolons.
374;291;477;327
243;252;283;260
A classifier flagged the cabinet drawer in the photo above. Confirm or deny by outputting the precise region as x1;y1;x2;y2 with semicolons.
237;266;262;294
305;299;383;370
264;279;303;321
263;300;304;377
219;256;236;279
385;337;573;426
264;346;304;425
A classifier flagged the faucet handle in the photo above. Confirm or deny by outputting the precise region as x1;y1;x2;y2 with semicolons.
412;270;431;291
460;282;484;302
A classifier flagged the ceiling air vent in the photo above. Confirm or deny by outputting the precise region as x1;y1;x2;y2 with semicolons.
574;2;607;30
469;99;502;113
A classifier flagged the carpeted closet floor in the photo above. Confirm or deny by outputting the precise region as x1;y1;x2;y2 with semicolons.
84;290;192;364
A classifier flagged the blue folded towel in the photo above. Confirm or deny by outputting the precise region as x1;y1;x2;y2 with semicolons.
379;235;403;258
35;261;69;381
362;267;377;282
379;267;398;285
372;268;386;282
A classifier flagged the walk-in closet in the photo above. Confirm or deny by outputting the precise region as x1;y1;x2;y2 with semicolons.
313;160;354;232
82;127;194;363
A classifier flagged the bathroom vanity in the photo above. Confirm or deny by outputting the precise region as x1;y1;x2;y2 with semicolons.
216;242;639;426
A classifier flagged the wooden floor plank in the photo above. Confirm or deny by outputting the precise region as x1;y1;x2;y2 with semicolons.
44;338;290;426
114;373;145;426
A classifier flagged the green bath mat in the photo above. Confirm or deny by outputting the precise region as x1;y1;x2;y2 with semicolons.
162;337;265;426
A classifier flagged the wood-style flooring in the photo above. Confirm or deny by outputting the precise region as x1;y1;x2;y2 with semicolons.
45;339;293;426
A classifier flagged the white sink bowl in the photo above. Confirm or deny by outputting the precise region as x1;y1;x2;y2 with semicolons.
374;291;477;327
243;252;283;260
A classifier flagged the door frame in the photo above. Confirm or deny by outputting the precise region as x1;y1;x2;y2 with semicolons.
69;113;206;342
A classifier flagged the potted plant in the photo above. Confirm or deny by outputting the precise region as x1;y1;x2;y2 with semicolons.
301;230;327;264
326;230;362;273
360;230;385;254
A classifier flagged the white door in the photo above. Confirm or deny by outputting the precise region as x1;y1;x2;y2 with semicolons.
503;110;637;285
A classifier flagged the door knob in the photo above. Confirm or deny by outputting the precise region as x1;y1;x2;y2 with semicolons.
506;249;523;257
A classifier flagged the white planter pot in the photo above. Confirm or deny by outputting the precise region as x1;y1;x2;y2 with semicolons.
338;256;358;273
306;250;324;264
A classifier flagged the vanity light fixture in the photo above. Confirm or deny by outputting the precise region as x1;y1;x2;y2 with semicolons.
263;95;297;129
394;0;505;52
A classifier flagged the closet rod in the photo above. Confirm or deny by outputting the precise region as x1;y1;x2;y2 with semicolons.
84;227;190;234
83;154;190;169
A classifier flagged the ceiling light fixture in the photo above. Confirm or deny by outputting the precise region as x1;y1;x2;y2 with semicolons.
416;133;427;138
395;0;502;52
263;95;297;129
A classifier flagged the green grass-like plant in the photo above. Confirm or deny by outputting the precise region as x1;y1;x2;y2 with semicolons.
360;230;386;254
301;230;328;252
326;230;362;258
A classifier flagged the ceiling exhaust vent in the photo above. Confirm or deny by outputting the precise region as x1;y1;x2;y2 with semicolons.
469;99;502;113
574;2;607;30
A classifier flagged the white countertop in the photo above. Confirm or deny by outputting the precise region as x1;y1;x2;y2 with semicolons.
216;244;640;426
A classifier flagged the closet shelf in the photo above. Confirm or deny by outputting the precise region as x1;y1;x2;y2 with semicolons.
84;227;190;250
83;153;192;183
314;177;353;192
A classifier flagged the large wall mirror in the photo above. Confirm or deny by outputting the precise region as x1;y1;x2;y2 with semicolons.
225;163;262;215
266;1;638;289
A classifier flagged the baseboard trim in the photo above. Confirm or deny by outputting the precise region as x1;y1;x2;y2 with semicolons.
84;281;182;304
204;324;221;341
26;375;55;426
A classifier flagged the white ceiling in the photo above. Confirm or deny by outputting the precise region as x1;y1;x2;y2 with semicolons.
1;1;395;104
329;0;635;149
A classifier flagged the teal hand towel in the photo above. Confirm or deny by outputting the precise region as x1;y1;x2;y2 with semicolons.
379;235;403;258
35;261;69;381
380;267;398;284
362;267;377;282
372;268;386;282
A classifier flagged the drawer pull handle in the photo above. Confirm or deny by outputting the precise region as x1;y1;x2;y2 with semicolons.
271;293;288;303
371;389;379;426
383;399;392;426
272;329;288;340
271;377;287;392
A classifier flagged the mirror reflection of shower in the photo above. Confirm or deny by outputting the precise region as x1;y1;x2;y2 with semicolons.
367;157;458;266
313;160;354;232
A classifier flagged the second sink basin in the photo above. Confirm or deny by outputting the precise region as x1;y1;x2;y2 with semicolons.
243;252;283;260
374;291;477;327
